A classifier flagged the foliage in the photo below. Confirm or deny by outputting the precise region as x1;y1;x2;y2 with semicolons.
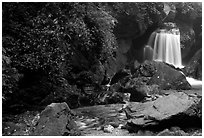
2;45;21;102
2;2;117;104
101;2;165;27
175;2;202;17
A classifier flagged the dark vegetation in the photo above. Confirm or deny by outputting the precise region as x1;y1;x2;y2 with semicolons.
2;2;202;114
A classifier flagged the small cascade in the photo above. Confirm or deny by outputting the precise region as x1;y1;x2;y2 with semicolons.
186;77;202;89
143;45;153;61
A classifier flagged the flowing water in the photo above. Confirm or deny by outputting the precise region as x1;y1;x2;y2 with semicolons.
186;77;202;89
146;28;202;88
146;29;182;68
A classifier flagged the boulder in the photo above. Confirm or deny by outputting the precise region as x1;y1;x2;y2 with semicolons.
124;92;201;132
31;102;80;136
116;75;155;102
131;61;191;90
157;128;188;136
103;125;114;133
126;86;148;102
122;84;160;102
146;61;191;90
110;68;131;85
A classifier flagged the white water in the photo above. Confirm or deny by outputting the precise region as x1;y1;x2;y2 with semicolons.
150;29;182;68
186;77;202;89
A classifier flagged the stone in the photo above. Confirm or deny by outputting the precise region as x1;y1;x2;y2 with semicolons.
110;68;131;85
134;60;157;77
103;125;114;133
31;102;80;136
109;122;120;128
123;87;146;102
157;128;188;136
125;92;201;131
147;61;191;90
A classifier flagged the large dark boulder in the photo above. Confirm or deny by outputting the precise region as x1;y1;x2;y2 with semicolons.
31;102;80;136
131;60;191;90
145;61;191;90
183;48;202;80
128;85;160;102
125;92;201;132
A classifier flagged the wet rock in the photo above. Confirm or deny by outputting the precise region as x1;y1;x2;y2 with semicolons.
122;77;151;88
119;61;191;91
147;61;191;90
125;92;201;131
109;122;120;128
125;86;148;102
119;75;160;102
110;68;131;85
31;102;80;136
134;60;157;77
157;128;188;136
103;125;114;133
129;84;161;102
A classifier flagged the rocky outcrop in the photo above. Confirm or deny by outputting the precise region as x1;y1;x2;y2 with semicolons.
124;92;201;132
106;61;191;102
130;61;191;90
31;102;80;136
176;20;196;63
183;48;202;80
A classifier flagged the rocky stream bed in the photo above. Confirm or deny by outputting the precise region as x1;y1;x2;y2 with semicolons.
2;89;202;136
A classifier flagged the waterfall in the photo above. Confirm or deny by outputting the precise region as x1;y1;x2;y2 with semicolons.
146;28;202;89
148;29;182;68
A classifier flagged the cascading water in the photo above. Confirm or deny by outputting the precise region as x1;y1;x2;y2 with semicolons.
145;27;202;89
146;28;182;68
